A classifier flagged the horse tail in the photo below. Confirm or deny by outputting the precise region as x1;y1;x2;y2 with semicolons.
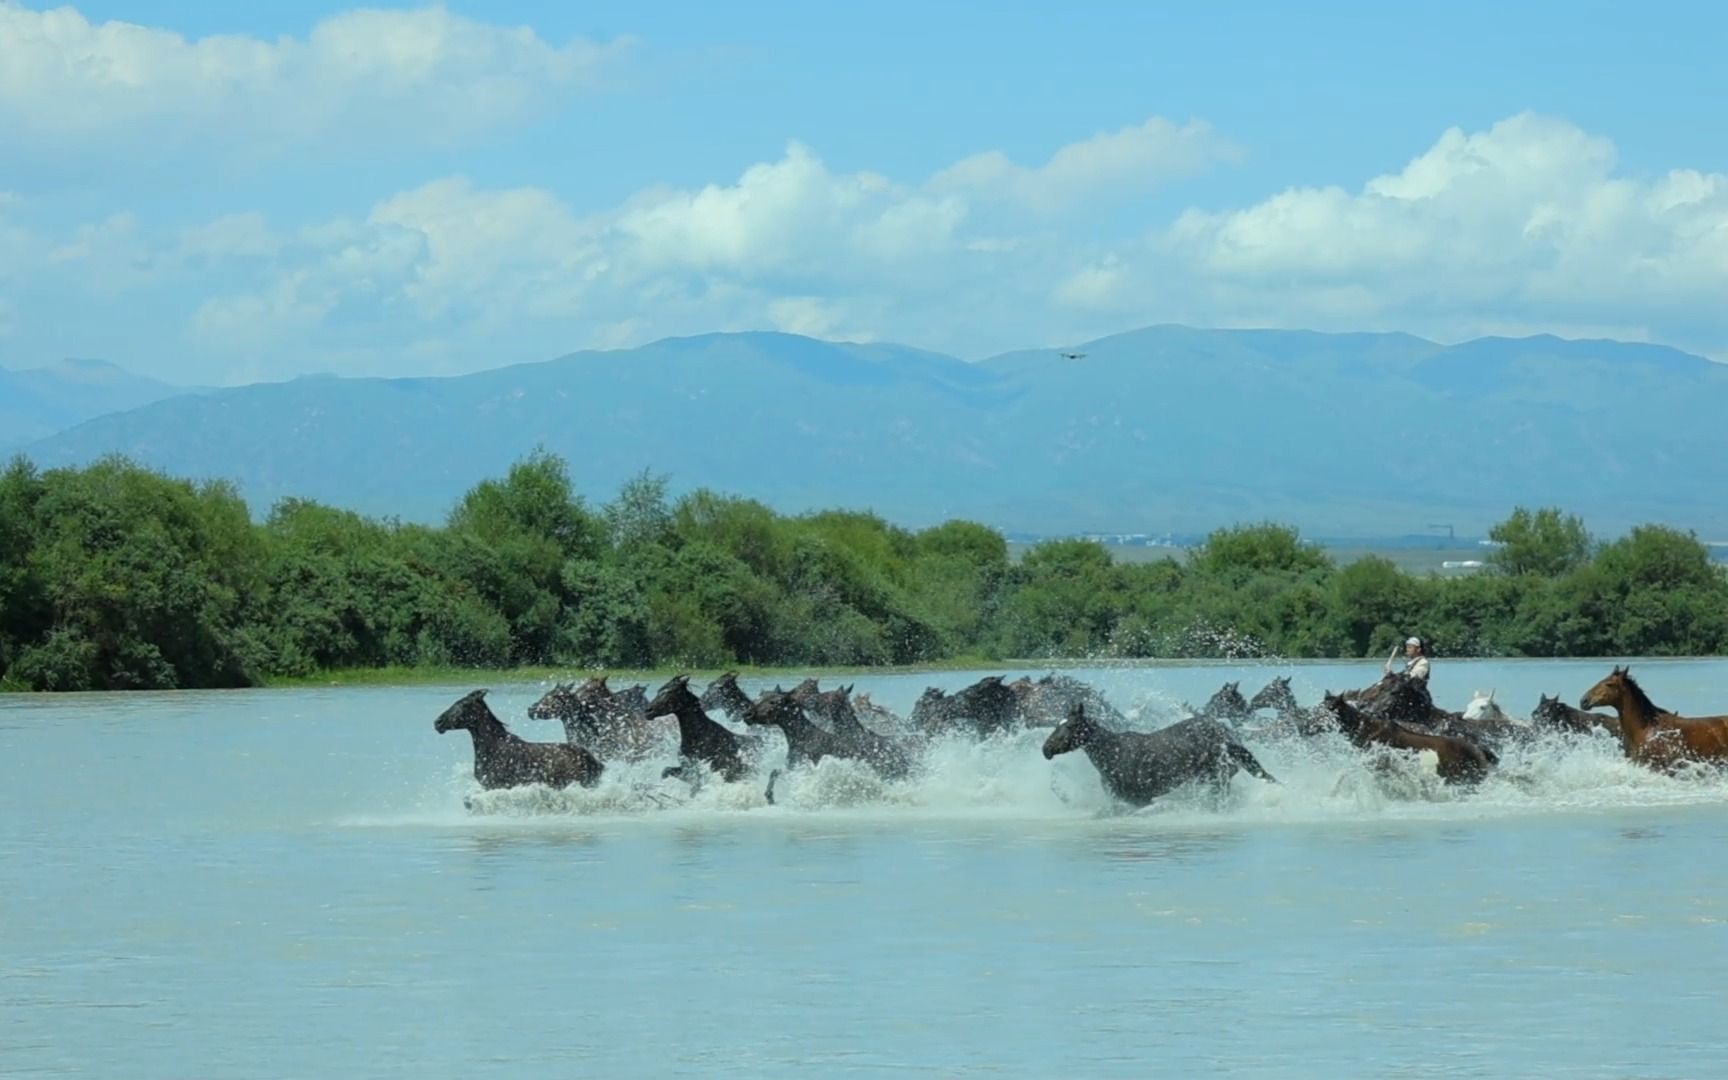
1227;741;1277;784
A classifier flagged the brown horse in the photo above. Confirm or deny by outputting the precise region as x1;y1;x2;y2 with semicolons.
1321;693;1496;786
1579;666;1728;772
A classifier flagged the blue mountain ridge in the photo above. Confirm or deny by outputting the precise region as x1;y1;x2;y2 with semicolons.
19;326;1728;536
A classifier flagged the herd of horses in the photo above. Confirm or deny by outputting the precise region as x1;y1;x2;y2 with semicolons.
433;664;1728;810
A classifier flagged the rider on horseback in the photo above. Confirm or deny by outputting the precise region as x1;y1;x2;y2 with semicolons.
1385;636;1431;683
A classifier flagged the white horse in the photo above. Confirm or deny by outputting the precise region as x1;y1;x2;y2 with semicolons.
1463;688;1513;724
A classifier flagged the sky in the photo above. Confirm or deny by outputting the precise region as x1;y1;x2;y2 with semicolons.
2;0;1726;385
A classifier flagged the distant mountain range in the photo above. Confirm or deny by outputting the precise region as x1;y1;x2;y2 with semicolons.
15;326;1728;536
1;358;189;451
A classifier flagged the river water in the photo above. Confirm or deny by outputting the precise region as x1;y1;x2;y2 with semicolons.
3;659;1726;1078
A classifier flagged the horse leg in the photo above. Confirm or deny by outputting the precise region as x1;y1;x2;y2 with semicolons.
764;768;781;806
1226;742;1278;784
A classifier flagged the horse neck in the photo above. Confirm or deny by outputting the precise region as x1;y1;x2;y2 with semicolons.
465;713;517;758
667;698;719;736
1073;721;1117;766
1331;701;1381;745
1619;680;1665;723
713;683;752;717
1607;682;1664;753
1258;685;1295;714
816;697;870;738
780;706;824;740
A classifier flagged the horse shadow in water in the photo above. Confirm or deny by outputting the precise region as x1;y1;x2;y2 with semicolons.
1041;702;1276;810
436;689;605;791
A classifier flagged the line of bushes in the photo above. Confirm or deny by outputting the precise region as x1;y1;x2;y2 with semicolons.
2;453;1724;691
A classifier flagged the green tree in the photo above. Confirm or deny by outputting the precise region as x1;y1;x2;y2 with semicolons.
604;469;675;550
1487;507;1592;577
1189;523;1333;583
1328;555;1422;656
0;458;47;677
17;456;264;689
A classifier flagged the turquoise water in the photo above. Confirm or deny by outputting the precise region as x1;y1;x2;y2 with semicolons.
4;659;1727;1078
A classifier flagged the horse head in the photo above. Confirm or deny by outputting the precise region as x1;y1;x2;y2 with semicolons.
699;671;745;713
645;674;695;719
1042;702;1097;759
1580;665;1631;711
527;681;577;720
1247;676;1295;713
740;687;798;728
435;689;494;734
1201;680;1251;720
1463;689;1507;723
1532;692;1584;733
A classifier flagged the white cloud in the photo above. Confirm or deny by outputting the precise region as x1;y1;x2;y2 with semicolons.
177;214;280;262
0;3;627;159
612;142;967;277
10;111;1728;381
1054;259;1129;311
932;117;1240;213
1143;112;1728;349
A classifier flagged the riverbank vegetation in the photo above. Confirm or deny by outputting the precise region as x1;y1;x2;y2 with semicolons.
2;453;1725;691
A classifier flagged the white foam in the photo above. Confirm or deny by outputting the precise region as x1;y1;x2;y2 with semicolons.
354;719;1728;832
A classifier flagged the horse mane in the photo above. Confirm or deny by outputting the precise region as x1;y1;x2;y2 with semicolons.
1617;670;1668;722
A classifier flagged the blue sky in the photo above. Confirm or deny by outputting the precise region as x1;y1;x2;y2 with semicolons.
2;1;1725;384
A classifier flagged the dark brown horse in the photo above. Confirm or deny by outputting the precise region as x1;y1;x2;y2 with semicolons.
528;676;662;761
1247;676;1333;737
436;689;604;790
1580;666;1728;772
1196;681;1252;726
790;678;917;779
740;686;855;769
698;671;754;723
643;674;756;783
1531;692;1622;740
909;676;1020;737
850;690;906;733
1005;673;1128;728
1041;703;1276;808
1321;693;1496;786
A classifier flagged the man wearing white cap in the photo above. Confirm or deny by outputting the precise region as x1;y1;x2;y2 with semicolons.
1383;636;1431;683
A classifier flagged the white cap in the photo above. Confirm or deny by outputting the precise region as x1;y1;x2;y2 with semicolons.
1405;636;1421;646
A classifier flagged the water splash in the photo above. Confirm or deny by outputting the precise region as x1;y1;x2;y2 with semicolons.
422;721;1728;830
